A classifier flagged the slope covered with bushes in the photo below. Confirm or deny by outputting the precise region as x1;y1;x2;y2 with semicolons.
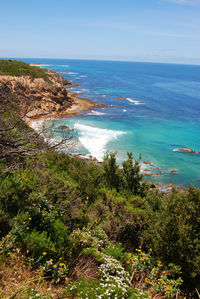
0;63;200;298
0;60;49;81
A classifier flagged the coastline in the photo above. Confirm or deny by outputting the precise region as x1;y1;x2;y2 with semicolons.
25;63;107;125
27;64;189;192
27;91;106;126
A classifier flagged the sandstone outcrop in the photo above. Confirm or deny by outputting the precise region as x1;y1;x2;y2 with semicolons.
0;69;74;123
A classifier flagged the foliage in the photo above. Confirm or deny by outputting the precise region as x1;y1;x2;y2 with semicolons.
103;152;149;197
0;83;47;165
122;152;148;197
127;248;182;297
65;227;149;299
43;258;69;284
0;73;200;296
64;278;149;299
103;152;125;192
143;186;200;293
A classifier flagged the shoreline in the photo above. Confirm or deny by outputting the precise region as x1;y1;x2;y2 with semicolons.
24;64;107;126
27;91;106;126
28;65;189;193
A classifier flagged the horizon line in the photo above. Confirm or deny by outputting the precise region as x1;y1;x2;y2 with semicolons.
0;56;200;67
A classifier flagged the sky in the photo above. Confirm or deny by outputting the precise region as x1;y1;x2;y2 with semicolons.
0;0;200;64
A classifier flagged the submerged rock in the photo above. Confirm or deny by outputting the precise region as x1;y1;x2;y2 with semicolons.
58;125;69;130
116;97;125;100
143;161;154;166
180;147;195;154
171;169;178;174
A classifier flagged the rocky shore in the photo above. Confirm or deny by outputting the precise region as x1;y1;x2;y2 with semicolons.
0;67;105;126
0;62;191;193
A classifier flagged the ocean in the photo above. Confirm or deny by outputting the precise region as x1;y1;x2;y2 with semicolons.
21;58;200;187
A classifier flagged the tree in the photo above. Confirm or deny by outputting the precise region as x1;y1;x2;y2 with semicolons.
103;152;125;192
103;152;148;196
122;152;148;196
0;82;72;169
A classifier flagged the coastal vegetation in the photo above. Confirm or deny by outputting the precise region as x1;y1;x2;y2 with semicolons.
0;60;200;298
0;60;49;82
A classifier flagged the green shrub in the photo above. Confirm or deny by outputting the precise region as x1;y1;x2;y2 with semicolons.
102;243;125;262
0;172;32;216
0;59;49;82
103;152;149;197
103;152;125;192
126;248;182;298
63;278;149;299
19;229;56;259
122;152;149;197
49;219;71;257
143;186;200;293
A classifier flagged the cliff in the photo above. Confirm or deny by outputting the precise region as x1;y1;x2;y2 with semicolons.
0;63;74;123
0;60;104;124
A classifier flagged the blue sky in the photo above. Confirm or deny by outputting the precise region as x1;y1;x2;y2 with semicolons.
0;0;199;64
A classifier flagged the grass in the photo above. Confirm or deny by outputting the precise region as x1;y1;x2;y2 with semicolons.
0;249;66;298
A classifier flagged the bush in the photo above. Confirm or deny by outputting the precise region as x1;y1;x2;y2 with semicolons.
103;152;125;192
143;186;200;293
49;219;71;257
103;152;149;197
122;152;148;197
20;229;56;259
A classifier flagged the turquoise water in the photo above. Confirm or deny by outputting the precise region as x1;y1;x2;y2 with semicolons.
21;58;200;187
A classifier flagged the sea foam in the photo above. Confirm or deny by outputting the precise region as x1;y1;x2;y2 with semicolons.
87;110;106;116
126;98;144;105
74;123;125;161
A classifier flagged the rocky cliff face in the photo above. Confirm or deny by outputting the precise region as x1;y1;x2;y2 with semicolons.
0;69;74;123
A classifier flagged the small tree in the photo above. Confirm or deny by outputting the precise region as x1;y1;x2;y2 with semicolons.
103;152;124;192
103;152;148;196
122;152;148;196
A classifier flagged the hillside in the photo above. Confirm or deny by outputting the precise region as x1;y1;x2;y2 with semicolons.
0;60;50;80
0;60;199;298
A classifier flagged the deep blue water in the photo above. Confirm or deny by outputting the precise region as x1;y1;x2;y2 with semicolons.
19;58;200;187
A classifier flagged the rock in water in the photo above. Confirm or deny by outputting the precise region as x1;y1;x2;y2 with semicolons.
58;125;69;130
180;147;195;154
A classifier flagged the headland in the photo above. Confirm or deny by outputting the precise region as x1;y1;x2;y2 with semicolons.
0;60;105;126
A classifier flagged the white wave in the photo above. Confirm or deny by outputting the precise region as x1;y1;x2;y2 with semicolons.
74;123;125;161
173;148;180;152
126;98;144;105
79;75;88;78
30;119;46;131
87;110;106;116
31;64;51;68
73;91;82;94
65;72;78;74
123;109;127;112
